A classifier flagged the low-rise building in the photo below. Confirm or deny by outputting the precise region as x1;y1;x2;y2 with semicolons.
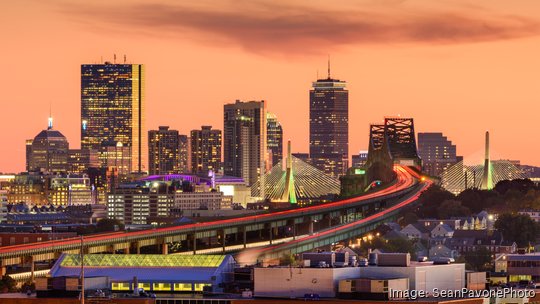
497;253;540;282
401;223;430;240
431;223;454;238
174;191;225;210
518;209;540;222
254;266;360;298
46;254;236;294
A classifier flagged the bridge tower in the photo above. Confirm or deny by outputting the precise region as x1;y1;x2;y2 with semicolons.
280;140;297;203
365;124;395;184
480;131;493;190
384;117;421;169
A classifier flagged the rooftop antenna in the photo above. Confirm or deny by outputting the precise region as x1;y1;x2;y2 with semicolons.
114;54;117;64
100;56;103;64
124;54;126;64
327;55;331;79
48;103;53;130
316;69;319;80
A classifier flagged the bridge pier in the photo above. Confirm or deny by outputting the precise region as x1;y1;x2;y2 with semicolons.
269;225;273;245
220;230;226;253
161;243;168;255
135;242;141;254
30;256;35;282
243;227;247;249
309;221;314;235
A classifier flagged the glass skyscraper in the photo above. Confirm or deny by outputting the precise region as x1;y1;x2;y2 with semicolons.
223;100;267;193
190;126;222;174
148;126;181;175
309;66;349;178
81;63;146;173
266;112;283;168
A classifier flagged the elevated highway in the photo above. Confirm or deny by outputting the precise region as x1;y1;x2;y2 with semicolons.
241;166;431;263
0;165;427;278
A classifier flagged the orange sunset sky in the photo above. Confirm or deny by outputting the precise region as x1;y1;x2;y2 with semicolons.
1;0;539;173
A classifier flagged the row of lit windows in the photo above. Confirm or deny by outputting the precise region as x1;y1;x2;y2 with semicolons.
109;282;210;292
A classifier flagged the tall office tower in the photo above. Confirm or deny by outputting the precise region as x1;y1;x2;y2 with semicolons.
68;149;100;175
25;139;33;171
81;62;146;173
309;61;349;178
223;100;267;193
190;126;222;174
266;112;283;168
178;135;189;173
29;117;69;174
148;126;180;175
417;133;460;177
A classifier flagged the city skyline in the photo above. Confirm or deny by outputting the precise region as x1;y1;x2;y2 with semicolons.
2;0;540;174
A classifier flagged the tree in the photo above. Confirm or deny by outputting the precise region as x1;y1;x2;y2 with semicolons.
416;186;455;218
279;253;297;266
96;218;125;233
463;247;493;272
495;213;540;247
437;200;471;219
367;237;417;259
0;275;17;293
399;212;418;226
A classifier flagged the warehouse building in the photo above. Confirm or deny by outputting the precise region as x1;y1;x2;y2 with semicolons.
48;254;236;293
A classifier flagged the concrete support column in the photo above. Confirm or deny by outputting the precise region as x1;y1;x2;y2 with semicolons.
136;242;141;254
269;225;273;245
292;223;296;240
0;266;6;276
309;220;314;235
124;246;130;254
221;230;226;253
161;243;168;255
30;256;35;282
193;235;197;254
243;227;247;249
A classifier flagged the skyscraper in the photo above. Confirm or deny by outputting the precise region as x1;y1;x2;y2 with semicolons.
417;132;460;177
266;112;283;168
190;126;222;174
178;135;189;173
67;149;100;175
223;100;267;192
309;61;349;178
148;126;180;175
28;117;69;174
25;139;33;172
81;62;146;173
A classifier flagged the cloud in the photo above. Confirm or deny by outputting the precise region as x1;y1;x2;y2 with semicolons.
58;0;540;55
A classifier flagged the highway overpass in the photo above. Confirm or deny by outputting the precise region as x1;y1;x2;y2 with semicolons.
0;165;426;278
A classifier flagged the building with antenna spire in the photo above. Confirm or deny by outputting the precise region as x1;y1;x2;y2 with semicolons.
309;58;349;178
81;61;146;174
27;115;69;174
